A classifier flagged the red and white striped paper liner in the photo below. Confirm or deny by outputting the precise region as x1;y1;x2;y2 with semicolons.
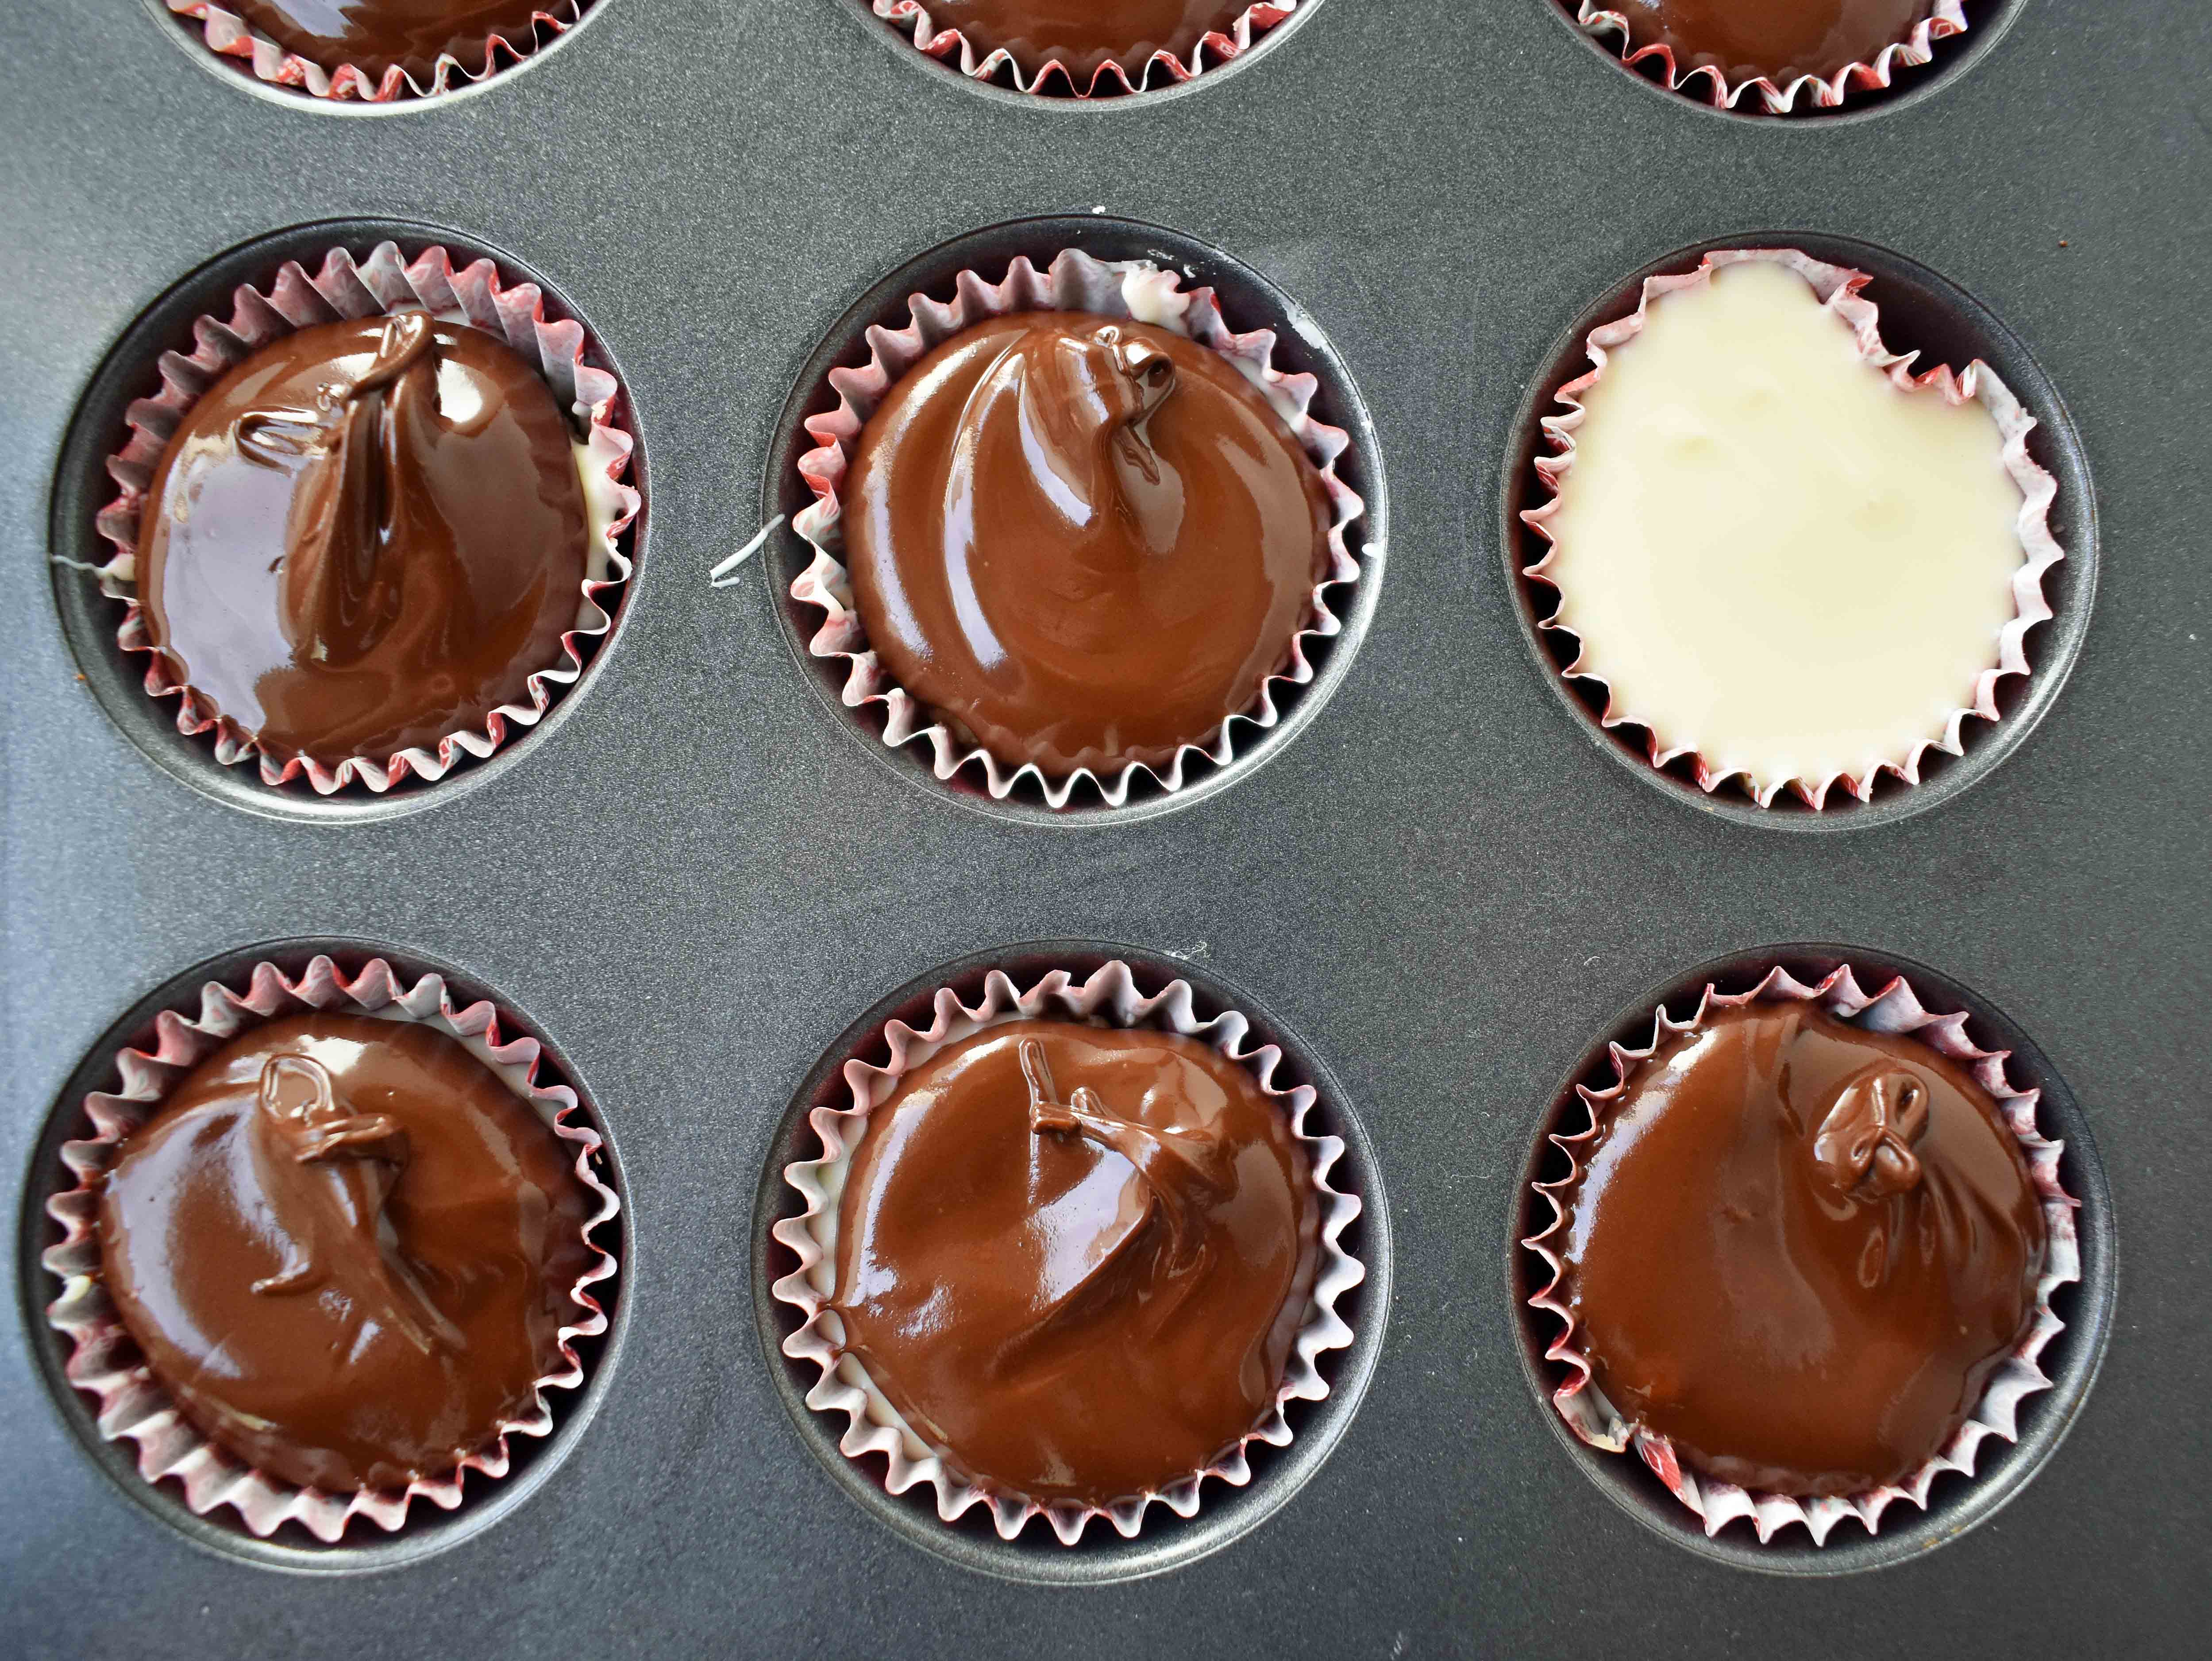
873;1;1296;97
1522;962;2079;1544
769;959;1364;1545
1570;0;1971;114
790;246;1366;809
92;239;641;795
1519;247;2062;810
163;1;588;104
41;954;621;1542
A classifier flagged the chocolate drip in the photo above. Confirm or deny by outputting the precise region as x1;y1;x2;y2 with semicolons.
1561;1004;2046;1496
844;312;1328;777
830;1020;1318;1504
247;1053;462;1358
97;1013;594;1493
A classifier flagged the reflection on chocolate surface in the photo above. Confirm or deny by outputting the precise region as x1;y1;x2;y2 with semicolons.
843;312;1328;778
97;1013;593;1494
1612;0;1937;84
233;0;556;81
138;314;588;767
1561;1003;2044;1496
831;1020;1318;1505
924;0;1255;81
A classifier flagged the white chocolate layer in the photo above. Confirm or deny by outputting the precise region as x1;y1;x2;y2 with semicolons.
1541;260;2028;798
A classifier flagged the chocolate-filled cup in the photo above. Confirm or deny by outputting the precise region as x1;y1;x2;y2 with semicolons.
40;954;621;1542
869;0;1300;98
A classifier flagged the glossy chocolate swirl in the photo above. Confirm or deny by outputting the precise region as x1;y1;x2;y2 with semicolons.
830;1019;1318;1505
843;312;1329;777
922;1;1255;82
138;314;588;767
232;0;558;82
97;1013;594;1494
1560;1003;2046;1496
1611;0;1938;84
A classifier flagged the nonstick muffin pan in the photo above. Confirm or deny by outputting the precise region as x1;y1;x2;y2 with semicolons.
5;1;2206;1656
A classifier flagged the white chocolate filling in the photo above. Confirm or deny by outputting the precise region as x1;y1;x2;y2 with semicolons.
1541;260;2029;797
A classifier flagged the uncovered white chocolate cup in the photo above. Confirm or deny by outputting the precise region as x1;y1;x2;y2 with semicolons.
789;246;1366;809
872;1;1297;97
40;953;621;1542
1519;247;2062;810
92;239;640;795
1522;961;2078;1545
769;959;1364;1545
163;0;589;103
1568;0;1971;114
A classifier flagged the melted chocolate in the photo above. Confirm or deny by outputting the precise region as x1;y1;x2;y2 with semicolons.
97;1013;594;1494
139;314;588;767
1615;0;1938;84
232;0;555;81
1561;1004;2046;1496
831;1020;1318;1504
925;1;1254;81
843;313;1329;777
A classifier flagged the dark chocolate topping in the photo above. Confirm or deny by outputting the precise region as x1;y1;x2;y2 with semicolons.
830;1019;1318;1505
97;1013;593;1494
138;314;588;767
843;312;1329;777
924;1;1255;81
232;0;555;82
1616;0;1938;85
1561;1003;2046;1497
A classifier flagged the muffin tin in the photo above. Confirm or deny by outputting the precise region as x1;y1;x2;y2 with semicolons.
6;0;2205;1653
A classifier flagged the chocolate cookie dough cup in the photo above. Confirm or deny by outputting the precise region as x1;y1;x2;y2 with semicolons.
1523;963;2078;1544
791;247;1364;809
94;239;639;794
166;1;588;104
1569;1;1971;114
41;954;619;1540
770;960;1363;1544
1520;247;2061;809
875;1;1297;97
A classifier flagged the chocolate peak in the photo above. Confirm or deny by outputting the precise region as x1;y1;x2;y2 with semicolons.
1812;1062;1931;1202
247;1052;460;1357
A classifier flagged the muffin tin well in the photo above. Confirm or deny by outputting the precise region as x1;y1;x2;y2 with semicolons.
47;218;650;825
1507;942;2116;1575
759;212;1386;825
1498;230;2096;831
751;942;1391;1584
15;939;632;1573
1541;1;2023;122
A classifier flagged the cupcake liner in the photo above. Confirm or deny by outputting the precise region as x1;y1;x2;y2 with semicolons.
41;955;620;1542
770;959;1364;1544
1520;247;2062;809
1570;1;1971;114
1522;962;2079;1545
91;239;641;794
166;1;587;104
874;1;1297;97
790;247;1366;809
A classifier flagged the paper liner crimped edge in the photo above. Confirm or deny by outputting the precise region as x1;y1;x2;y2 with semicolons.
790;246;1366;809
91;239;642;796
768;959;1365;1545
39;954;622;1542
1518;246;2063;810
1571;1;1970;115
1521;962;2080;1545
874;1;1296;98
164;1;586;104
